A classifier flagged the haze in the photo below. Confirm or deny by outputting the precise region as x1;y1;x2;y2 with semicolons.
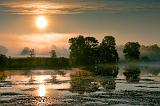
0;0;160;57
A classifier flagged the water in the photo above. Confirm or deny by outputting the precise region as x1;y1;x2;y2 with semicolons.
0;66;160;106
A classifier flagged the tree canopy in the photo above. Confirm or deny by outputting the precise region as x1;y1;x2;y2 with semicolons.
0;54;8;69
20;47;35;57
50;50;57;58
99;36;119;63
69;35;119;65
20;47;30;55
0;45;8;55
123;42;141;60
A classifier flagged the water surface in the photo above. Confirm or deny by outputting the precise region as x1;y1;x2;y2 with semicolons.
0;66;160;106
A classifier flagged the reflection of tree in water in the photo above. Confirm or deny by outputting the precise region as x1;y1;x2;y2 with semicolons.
99;78;116;90
0;71;7;80
149;70;159;76
70;70;116;94
70;71;96;94
142;66;160;76
22;70;34;83
123;66;141;83
0;70;12;80
85;65;119;77
56;70;66;76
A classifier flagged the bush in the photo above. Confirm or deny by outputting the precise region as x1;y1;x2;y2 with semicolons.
0;54;8;69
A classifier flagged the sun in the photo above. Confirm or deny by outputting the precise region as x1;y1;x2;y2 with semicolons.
36;16;48;29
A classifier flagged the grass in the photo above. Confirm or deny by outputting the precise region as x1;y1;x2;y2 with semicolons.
7;57;71;70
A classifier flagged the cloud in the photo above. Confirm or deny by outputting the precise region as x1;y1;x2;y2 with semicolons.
0;0;159;15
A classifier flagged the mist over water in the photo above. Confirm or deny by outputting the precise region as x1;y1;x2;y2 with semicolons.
0;64;159;105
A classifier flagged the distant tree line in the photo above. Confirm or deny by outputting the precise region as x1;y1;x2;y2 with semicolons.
141;44;160;52
140;44;160;61
0;47;70;69
1;35;160;69
123;42;141;61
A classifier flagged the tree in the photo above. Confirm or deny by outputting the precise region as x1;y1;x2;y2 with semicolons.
123;42;140;60
84;37;99;64
99;36;119;63
69;35;99;65
20;47;35;57
85;37;99;48
0;54;8;69
69;35;119;65
50;50;57;58
123;65;140;82
20;47;30;56
29;49;35;57
140;44;160;61
69;35;86;65
0;45;8;55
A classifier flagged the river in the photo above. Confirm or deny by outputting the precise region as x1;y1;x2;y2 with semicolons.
0;65;160;106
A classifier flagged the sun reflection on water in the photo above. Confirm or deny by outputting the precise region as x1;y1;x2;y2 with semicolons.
36;75;47;97
38;84;46;97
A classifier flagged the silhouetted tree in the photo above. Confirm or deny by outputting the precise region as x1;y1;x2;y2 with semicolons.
50;50;57;58
84;37;99;64
0;45;8;55
0;54;8;69
20;47;35;57
99;36;119;63
29;49;35;57
69;35;119;65
141;44;160;52
20;47;30;56
69;35;99;65
140;44;160;61
69;35;86;65
123;42;140;60
123;65;140;83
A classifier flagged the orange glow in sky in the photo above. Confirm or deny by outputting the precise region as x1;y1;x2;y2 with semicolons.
36;16;48;29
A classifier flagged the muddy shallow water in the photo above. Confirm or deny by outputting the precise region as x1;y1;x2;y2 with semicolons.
0;66;160;106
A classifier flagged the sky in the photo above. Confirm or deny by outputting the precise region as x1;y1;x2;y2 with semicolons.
0;0;160;57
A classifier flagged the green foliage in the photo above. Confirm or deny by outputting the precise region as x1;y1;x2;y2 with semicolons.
141;44;160;52
123;65;140;83
84;37;99;65
69;35;119;66
140;44;160;61
0;54;8;69
20;47;35;57
69;35;86;65
7;57;70;69
123;42;141;60
51;57;70;68
50;50;57;58
0;45;8;55
20;47;30;55
69;35;99;65
29;49;35;57
99;36;119;63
